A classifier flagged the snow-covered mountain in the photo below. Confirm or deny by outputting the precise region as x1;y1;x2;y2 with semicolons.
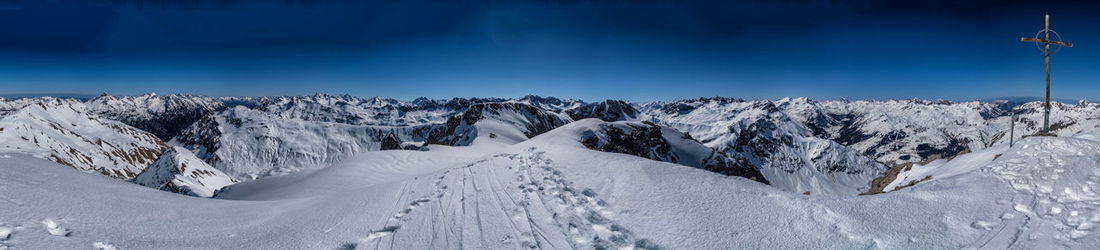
987;100;1100;139
566;100;639;121
641;98;887;195
809;98;1005;165
5;115;1100;249
9;93;1100;199
249;94;505;127
426;102;574;146
86;93;237;141
0;98;167;179
132;146;237;197
568;119;767;183
170;105;437;180
510;95;584;112
637;96;1100;194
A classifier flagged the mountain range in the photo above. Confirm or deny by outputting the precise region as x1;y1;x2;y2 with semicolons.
2;93;1099;248
3;93;1096;196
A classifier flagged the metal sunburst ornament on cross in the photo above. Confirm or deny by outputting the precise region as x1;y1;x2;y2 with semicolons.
1020;14;1074;134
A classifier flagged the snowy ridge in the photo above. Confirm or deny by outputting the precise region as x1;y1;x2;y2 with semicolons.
250;94;505;127
133;146;237;197
569;119;767;183
565;100;639;122
509;95;584;112
170;106;437;180
427;102;574;146
641;98;887;195
0;98;166;179
986;101;1100;139
86;93;232;141
811;99;1005;166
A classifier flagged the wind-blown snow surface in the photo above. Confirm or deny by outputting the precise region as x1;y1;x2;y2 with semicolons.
4;120;1099;249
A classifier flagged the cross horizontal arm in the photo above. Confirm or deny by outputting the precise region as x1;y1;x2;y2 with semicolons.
1020;37;1074;47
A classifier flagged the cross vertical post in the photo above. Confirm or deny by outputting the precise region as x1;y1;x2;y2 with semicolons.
1020;14;1073;134
1010;111;1016;147
1044;14;1051;132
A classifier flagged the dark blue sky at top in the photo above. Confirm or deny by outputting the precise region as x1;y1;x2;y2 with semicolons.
1;0;1099;102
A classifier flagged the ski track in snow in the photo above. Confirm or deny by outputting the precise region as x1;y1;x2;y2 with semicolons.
352;147;658;250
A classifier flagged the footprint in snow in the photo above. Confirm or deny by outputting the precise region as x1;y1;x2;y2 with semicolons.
42;219;69;237
0;227;12;241
92;242;118;250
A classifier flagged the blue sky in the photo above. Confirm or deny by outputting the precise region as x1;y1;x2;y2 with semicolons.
1;0;1098;102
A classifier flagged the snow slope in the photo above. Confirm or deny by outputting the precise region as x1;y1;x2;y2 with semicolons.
0;98;166;179
879;133;1100;249
132;146;238;197
6;119;1100;249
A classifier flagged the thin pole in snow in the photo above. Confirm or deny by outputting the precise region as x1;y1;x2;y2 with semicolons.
1010;111;1016;147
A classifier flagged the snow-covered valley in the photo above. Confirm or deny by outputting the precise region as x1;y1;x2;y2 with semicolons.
2;94;1100;249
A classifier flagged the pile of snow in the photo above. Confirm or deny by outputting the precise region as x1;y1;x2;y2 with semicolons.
133;146;238;197
0;98;166;179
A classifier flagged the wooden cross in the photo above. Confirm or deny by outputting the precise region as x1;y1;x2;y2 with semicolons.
1020;14;1073;132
